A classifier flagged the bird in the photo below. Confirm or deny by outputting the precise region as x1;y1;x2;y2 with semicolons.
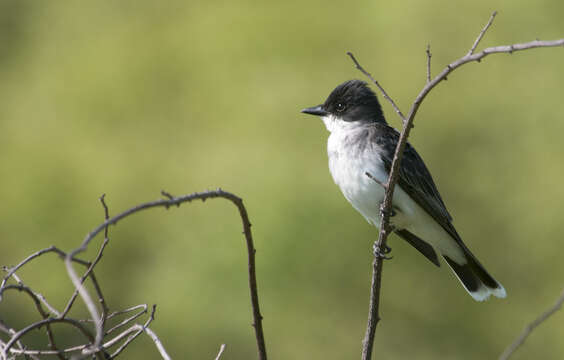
301;79;506;301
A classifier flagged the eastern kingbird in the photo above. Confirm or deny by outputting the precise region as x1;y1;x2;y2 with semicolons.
302;79;506;301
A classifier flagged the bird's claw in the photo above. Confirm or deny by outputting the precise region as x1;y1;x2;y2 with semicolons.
373;243;393;260
379;204;396;218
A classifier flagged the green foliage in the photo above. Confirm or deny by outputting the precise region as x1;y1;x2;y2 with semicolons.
1;0;563;358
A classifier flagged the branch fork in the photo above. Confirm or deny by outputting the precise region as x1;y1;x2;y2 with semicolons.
350;11;564;360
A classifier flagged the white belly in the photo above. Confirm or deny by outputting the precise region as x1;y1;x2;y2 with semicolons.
326;126;465;263
328;140;410;228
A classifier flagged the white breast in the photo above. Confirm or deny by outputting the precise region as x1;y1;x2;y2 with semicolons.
322;115;464;263
324;115;401;227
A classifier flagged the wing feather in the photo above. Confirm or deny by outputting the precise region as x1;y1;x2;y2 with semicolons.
371;124;462;242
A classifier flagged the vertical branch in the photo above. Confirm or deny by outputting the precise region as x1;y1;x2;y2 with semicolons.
98;194;111;332
360;84;416;360
361;232;390;359
211;192;268;360
353;12;495;360
361;172;392;358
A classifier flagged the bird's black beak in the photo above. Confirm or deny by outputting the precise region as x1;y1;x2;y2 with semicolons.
301;105;328;117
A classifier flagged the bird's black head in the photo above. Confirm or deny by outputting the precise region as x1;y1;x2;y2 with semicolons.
301;80;386;124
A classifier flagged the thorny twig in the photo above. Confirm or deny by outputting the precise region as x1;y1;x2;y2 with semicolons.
1;189;267;360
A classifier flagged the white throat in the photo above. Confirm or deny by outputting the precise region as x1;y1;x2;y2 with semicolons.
321;115;361;133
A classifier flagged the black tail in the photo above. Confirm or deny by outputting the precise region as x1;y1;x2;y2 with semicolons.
443;249;506;301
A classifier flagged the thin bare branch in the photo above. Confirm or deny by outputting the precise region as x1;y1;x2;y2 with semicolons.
360;208;394;360
215;344;226;360
60;238;109;318
0;246;89;293
1;318;96;359
2;188;264;360
0;319;37;360
406;38;564;128
106;304;148;320
1;247;55;290
34;292;61;318
426;44;432;83
3;271;61;317
65;189;267;360
1;285;49;319
106;304;148;335
346;52;407;123
351;12;564;360
0;284;65;359
142;325;172;360
468;11;497;56
365;172;386;189
1;245;90;299
100;193;110;224
61;196;111;325
2;306;166;359
499;287;564;360
1;347;77;357
109;304;158;359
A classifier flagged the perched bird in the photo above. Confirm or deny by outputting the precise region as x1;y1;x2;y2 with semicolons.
301;79;505;301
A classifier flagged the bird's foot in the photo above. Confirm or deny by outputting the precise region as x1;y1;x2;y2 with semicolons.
373;242;393;260
379;203;397;219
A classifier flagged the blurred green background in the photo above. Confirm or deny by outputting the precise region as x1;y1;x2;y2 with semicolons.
1;0;563;359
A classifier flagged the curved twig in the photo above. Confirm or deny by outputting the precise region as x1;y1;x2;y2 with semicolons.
1;246;87;293
499;287;564;359
0;284;65;359
1;318;96;359
65;189;267;359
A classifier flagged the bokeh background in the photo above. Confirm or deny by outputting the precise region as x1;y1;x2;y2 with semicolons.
1;0;563;359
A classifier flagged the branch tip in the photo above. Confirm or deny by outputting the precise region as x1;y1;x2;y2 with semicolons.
347;53;407;122
365;172;387;189
467;10;498;56
426;44;432;83
215;344;227;360
161;190;174;200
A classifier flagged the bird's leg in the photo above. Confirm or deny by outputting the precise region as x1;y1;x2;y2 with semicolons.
374;203;399;259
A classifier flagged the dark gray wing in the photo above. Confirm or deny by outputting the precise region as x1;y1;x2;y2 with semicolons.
372;124;462;242
396;229;440;267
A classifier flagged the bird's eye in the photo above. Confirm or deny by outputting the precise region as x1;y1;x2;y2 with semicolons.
336;103;346;112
